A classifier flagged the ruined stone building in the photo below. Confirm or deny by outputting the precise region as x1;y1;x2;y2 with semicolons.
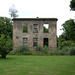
12;18;58;50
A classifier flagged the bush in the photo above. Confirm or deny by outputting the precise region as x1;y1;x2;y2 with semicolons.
35;46;43;52
9;50;16;55
42;46;49;55
50;50;64;56
61;47;70;55
50;47;75;56
15;45;32;55
50;47;71;56
35;46;49;55
69;47;75;55
0;34;13;58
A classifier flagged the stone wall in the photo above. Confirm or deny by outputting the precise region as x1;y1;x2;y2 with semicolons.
12;18;58;50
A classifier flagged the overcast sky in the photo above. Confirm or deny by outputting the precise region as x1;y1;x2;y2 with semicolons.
0;0;75;36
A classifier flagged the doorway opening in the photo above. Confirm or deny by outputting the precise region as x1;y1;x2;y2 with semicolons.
43;38;48;47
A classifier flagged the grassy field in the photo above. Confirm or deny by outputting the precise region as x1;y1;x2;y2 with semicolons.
0;55;75;75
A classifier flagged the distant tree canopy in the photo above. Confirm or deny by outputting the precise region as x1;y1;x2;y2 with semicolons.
44;27;48;33
62;19;75;42
23;24;28;32
0;17;13;58
57;0;75;49
70;0;75;11
9;4;18;18
57;34;75;49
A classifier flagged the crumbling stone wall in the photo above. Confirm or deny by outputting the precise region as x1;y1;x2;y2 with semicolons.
12;18;58;50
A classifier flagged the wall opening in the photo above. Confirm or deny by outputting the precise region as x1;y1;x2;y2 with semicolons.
33;38;38;47
43;38;48;47
43;24;49;33
23;38;27;45
23;24;28;32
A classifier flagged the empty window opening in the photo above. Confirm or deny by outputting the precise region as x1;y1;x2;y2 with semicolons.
33;38;38;47
33;24;38;33
43;38;48;47
43;24;49;33
23;24;28;32
23;38;27;45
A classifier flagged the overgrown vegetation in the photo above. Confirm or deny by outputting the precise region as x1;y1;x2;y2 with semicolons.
23;24;28;32
9;45;75;56
0;17;13;58
50;47;75;56
15;45;32;55
56;19;75;56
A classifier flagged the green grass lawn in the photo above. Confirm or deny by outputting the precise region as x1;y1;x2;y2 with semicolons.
0;55;75;75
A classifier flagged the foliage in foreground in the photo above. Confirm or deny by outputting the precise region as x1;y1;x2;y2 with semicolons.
0;34;13;58
0;17;13;39
50;47;75;56
15;45;31;55
9;46;49;56
9;45;75;56
0;17;13;58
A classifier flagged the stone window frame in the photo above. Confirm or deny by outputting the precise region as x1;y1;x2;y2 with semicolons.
33;38;38;47
33;24;38;33
23;38;28;45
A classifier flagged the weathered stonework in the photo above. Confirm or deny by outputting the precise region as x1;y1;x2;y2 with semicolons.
12;18;58;50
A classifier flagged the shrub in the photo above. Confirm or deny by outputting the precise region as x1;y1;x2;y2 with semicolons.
35;46;50;55
61;47;70;55
15;45;32;55
42;46;49;55
0;34;13;58
50;47;71;56
69;47;75;55
50;50;64;56
9;50;16;55
35;46;43;52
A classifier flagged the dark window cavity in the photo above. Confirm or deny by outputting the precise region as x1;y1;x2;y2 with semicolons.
33;38;38;47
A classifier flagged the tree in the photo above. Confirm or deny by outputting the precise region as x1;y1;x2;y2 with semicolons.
9;4;18;18
58;34;75;49
0;17;13;58
23;24;28;32
0;17;13;38
0;34;13;58
44;27;48;32
62;19;75;42
70;0;75;11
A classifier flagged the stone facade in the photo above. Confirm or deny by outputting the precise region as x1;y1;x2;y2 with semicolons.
12;18;58;50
